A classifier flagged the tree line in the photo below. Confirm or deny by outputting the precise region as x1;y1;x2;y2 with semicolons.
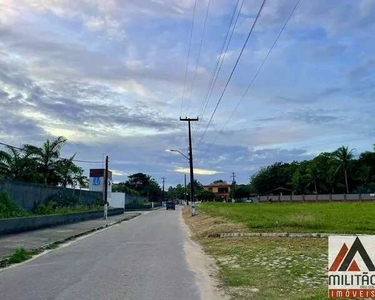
250;145;375;195
112;173;163;201
0;136;88;188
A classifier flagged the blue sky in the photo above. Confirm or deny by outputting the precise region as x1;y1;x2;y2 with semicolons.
0;0;374;187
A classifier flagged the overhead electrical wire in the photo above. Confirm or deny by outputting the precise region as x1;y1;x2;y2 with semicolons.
199;0;245;120
180;0;198;117
197;0;243;122
201;0;301;157
185;0;212;117
197;0;267;149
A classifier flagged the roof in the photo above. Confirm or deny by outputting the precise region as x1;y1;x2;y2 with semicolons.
203;181;231;188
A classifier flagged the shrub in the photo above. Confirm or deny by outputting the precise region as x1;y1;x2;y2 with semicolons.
0;192;28;219
44;193;79;208
8;248;32;264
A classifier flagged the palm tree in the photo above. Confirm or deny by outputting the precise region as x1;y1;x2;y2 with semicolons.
0;146;35;181
333;146;354;194
24;136;67;185
306;163;320;194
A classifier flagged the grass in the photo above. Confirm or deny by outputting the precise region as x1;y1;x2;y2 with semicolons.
201;237;328;300
7;248;35;264
183;204;367;300
199;202;375;234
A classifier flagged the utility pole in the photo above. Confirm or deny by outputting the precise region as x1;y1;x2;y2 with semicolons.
184;173;188;206
180;117;198;216
231;172;236;203
162;177;166;203
104;155;109;219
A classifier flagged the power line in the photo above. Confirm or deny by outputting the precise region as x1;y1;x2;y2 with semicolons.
0;141;102;164
197;0;242;122
185;0;212;116
197;0;267;149
180;0;198;117
201;0;300;156
198;0;245;122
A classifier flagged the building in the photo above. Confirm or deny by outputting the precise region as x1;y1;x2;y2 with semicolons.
203;181;232;201
89;169;113;200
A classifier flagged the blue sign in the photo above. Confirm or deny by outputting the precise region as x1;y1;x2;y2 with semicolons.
93;177;100;185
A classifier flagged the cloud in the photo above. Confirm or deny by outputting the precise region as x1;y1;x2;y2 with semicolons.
174;166;222;175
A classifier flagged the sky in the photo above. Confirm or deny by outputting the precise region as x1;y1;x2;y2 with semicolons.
0;0;375;187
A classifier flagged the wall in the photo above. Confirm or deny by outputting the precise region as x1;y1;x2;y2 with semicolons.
258;193;375;202
0;180;102;211
0;208;124;235
109;193;150;208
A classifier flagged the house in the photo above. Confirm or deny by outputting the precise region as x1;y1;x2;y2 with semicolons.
203;181;232;201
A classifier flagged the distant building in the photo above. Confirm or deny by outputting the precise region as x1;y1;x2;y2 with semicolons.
203;181;232;201
89;169;112;199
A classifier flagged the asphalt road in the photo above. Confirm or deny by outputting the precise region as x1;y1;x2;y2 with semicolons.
0;207;201;300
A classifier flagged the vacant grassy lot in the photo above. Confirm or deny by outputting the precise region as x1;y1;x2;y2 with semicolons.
183;203;372;300
199;202;375;234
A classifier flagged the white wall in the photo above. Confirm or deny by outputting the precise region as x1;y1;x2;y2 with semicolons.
110;192;125;208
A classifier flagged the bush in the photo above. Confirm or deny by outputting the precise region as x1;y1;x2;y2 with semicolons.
8;248;33;264
44;193;79;208
0;192;28;219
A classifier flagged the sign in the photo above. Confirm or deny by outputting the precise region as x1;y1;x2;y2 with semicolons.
93;177;100;185
329;236;375;298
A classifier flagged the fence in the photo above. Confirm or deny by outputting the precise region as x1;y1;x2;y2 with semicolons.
257;193;375;203
0;180;102;211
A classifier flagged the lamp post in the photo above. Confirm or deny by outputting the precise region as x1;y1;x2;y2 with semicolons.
167;149;194;211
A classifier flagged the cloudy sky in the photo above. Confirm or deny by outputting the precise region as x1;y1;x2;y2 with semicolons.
0;0;374;186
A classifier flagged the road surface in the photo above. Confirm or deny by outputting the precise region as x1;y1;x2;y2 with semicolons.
0;207;205;300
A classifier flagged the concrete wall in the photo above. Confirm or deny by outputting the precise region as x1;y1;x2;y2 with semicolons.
0;180;102;211
0;208;124;236
110;193;125;208
258;193;375;202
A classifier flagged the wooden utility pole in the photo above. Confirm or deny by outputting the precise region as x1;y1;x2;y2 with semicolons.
162;177;166;202
180;117;198;215
231;172;236;202
184;173;188;205
104;155;109;219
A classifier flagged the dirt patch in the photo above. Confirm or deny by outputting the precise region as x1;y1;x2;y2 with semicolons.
180;208;229;300
182;206;247;240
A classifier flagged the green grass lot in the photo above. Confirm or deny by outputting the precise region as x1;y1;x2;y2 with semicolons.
201;237;328;300
199;202;375;234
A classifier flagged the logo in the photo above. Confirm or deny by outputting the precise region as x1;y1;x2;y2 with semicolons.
329;236;375;298
93;177;100;185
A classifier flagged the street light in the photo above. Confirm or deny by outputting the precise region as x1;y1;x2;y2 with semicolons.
167;149;189;161
167;149;190;207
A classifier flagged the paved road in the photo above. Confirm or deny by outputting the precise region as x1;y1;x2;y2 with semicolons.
0;207;201;300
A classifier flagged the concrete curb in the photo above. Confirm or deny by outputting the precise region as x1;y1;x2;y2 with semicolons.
0;213;140;268
215;232;370;239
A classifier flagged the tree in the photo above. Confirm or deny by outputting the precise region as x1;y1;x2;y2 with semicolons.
124;173;162;201
186;179;203;198
234;184;251;199
306;163;321;194
0;146;35;181
333;146;354;193
56;155;84;188
24;136;67;185
197;190;215;201
212;180;225;184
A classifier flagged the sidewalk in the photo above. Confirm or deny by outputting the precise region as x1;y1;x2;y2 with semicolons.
0;212;140;260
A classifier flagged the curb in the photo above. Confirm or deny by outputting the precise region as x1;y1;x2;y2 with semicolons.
215;232;370;239
0;213;140;268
